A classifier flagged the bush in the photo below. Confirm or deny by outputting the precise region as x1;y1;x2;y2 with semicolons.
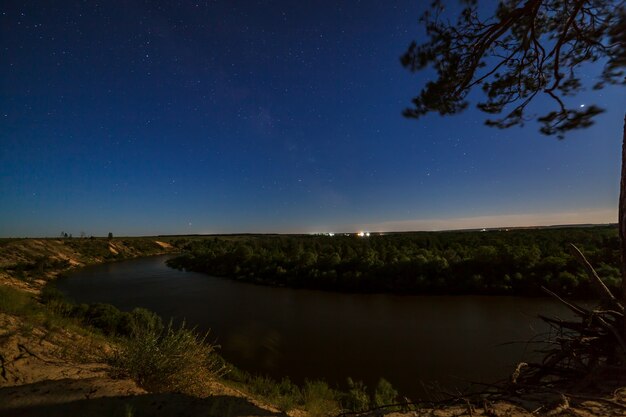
341;377;399;412
84;303;125;335
39;287;164;338
303;380;340;417
373;378;398;408
110;320;226;395
247;375;303;411
128;308;163;336
343;378;370;412
114;308;164;338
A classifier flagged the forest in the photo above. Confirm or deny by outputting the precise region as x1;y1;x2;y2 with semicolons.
167;226;621;297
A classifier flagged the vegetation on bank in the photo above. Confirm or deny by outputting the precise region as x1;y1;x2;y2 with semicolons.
167;226;620;297
224;366;399;415
0;284;227;395
1;282;403;415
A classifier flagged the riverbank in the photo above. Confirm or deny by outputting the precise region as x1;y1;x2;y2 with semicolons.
0;237;178;293
167;227;622;297
0;237;292;416
1;238;625;416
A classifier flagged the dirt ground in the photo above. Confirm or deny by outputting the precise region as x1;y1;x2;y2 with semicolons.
0;311;290;417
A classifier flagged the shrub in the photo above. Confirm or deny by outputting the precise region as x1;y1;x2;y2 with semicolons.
343;378;370;412
373;378;398;408
129;308;163;336
115;308;163;338
273;377;303;411
244;375;303;411
84;303;125;335
303;380;340;417
110;320;226;395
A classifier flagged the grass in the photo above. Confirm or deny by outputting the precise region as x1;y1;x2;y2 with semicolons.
303;379;341;416
225;370;305;411
0;283;113;369
0;285;43;320
224;364;400;415
109;320;227;395
0;284;99;337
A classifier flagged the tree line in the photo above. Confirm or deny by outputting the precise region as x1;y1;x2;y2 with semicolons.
167;226;621;297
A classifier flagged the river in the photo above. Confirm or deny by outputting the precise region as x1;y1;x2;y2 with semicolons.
55;255;574;398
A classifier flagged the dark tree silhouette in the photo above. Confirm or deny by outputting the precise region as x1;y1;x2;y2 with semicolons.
402;0;626;370
401;0;625;138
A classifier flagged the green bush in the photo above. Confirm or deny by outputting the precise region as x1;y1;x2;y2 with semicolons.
39;286;163;338
110;320;226;395
0;285;88;334
127;308;163;337
373;378;398;408
343;378;370;411
340;377;399;412
303;380;340;417
85;303;125;335
246;375;302;411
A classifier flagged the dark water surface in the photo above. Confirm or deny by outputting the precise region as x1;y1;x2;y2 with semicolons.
55;255;573;397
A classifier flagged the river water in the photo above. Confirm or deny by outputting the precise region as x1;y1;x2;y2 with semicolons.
55;255;574;397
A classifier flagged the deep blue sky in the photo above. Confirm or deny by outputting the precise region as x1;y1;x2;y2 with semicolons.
1;1;624;236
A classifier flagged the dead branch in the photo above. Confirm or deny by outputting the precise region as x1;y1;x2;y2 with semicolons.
569;244;624;312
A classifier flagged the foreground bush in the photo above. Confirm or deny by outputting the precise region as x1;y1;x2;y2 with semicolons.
303;379;341;416
110;320;226;395
41;285;163;338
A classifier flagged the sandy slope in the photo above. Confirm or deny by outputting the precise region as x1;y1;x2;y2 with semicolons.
0;311;288;417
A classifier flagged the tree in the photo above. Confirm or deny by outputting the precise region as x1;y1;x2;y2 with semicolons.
401;0;626;372
401;0;624;138
108;232;113;240
402;1;625;288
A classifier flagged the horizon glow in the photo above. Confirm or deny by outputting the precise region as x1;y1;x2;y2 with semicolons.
1;1;624;237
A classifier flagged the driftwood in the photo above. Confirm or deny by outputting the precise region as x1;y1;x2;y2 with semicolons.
512;246;626;389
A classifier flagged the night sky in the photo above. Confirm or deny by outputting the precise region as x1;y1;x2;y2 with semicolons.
1;1;624;237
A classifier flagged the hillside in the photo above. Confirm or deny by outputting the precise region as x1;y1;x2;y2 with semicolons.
0;237;175;292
